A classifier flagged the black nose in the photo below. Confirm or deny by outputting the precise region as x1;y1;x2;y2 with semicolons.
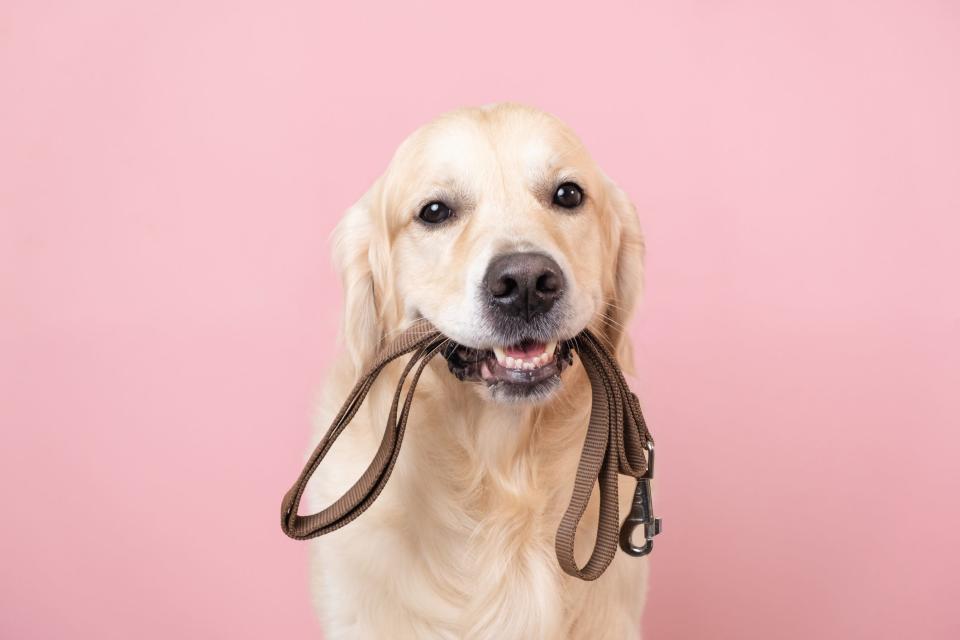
484;252;565;321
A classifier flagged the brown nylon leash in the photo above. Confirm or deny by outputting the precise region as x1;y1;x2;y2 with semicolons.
280;320;661;581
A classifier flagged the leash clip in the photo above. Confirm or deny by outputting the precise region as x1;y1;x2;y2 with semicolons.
619;440;662;557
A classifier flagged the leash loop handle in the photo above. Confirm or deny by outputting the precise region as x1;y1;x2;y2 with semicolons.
280;321;444;540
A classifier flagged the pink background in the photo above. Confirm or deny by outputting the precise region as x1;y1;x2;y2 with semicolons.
2;1;958;638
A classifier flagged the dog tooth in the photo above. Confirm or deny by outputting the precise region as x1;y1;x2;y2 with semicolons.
505;356;516;369
545;341;557;355
543;352;554;363
522;361;535;370
492;347;507;365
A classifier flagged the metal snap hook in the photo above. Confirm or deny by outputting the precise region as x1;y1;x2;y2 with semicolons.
619;440;662;557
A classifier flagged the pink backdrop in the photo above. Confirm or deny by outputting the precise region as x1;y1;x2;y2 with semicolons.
2;1;958;638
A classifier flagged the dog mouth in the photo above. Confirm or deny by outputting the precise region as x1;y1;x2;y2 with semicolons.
442;338;574;398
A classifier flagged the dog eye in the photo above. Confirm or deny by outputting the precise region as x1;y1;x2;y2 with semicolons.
553;182;584;209
419;201;453;224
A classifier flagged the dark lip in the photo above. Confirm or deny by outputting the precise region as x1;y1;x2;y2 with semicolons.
441;340;575;389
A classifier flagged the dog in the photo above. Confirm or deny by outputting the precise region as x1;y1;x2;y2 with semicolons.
307;103;648;639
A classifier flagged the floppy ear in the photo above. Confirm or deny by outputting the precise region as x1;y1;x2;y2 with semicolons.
331;182;386;376
601;177;646;371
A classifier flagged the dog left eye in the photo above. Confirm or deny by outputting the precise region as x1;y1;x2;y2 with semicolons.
553;182;584;209
419;201;453;224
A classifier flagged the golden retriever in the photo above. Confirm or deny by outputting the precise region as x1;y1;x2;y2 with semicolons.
307;103;648;639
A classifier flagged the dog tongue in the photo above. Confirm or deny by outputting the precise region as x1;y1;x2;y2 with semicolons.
505;341;547;358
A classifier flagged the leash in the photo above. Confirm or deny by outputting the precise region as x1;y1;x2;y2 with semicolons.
280;320;660;581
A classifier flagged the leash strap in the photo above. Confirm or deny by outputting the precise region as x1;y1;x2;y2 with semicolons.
280;321;658;581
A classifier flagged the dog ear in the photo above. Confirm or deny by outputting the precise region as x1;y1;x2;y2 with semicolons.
601;177;646;370
331;182;386;376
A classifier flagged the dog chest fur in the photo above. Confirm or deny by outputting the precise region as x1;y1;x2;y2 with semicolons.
307;360;649;639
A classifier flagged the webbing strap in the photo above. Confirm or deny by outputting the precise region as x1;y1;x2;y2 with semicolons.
280;321;655;581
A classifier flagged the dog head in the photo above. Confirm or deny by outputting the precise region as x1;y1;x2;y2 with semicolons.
333;104;644;403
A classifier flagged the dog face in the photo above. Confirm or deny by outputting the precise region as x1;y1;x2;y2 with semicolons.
334;104;644;402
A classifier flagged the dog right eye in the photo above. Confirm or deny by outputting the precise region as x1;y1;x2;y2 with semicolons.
418;201;453;224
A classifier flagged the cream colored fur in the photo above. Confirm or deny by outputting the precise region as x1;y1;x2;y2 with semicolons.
307;104;649;639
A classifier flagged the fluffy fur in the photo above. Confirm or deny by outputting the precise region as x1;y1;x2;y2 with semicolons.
306;103;649;639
